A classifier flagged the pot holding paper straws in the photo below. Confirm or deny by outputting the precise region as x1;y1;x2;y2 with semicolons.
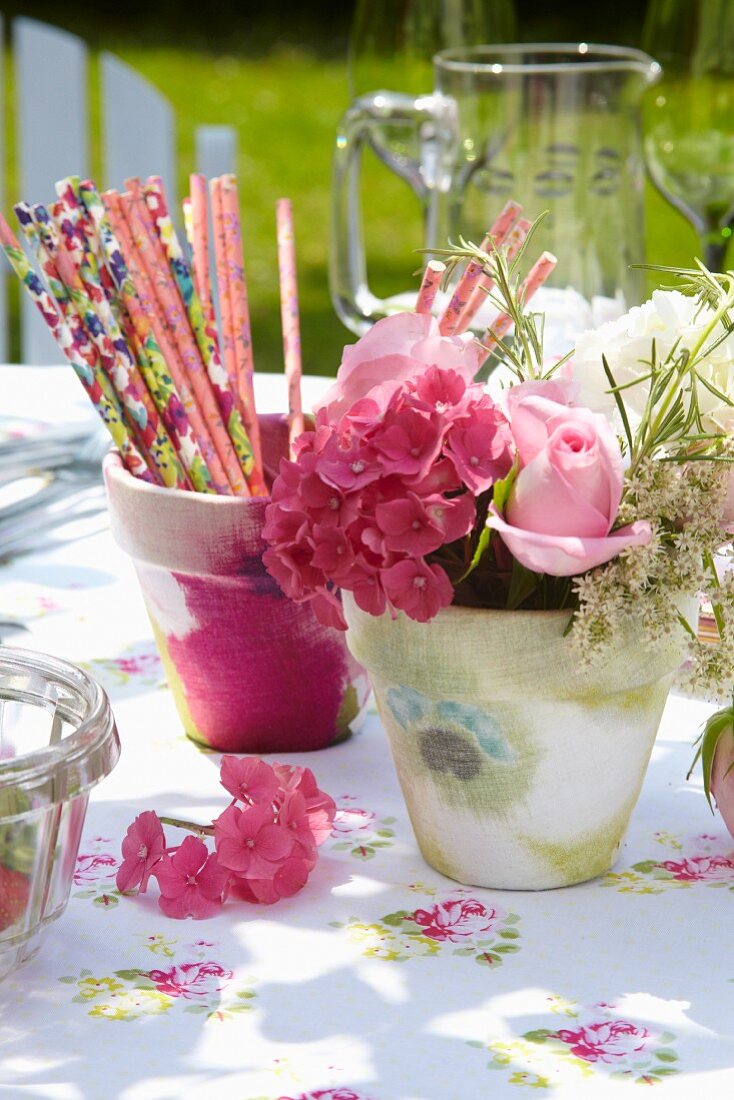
0;174;369;752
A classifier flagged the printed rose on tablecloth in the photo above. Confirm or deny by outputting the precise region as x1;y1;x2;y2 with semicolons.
73;853;117;886
601;832;734;893
60;937;255;1023
476;997;680;1088
329;796;396;861
332;892;521;966
81;642;163;693
72;838;122;909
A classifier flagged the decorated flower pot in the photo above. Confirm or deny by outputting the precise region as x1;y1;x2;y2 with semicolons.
105;415;369;754
343;593;690;890
711;732;734;841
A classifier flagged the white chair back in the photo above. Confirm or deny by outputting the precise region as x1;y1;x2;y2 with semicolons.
15;17;88;364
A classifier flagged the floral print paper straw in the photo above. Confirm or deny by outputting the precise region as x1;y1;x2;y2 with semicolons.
415;260;446;316
34;197;189;490
275;198;304;453
121;184;248;497
0;213;152;481
79;180;214;494
477;251;558;366
210;179;240;413
98;188;223;493
438;200;522;336
219;175;263;483
189;174;217;333
143;177;266;497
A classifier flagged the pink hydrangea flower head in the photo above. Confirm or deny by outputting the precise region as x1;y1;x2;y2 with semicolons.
154;835;230;920
231;856;311;905
278;790;318;863
373;406;443;480
219;755;280;807
444;403;513;493
214;803;294;878
273;764;336;844
116;810;166;894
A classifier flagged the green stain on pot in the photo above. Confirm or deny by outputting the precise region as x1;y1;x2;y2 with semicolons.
147;611;206;746
334;683;359;744
521;792;640;887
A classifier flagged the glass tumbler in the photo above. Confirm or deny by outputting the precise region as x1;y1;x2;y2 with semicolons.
0;647;120;981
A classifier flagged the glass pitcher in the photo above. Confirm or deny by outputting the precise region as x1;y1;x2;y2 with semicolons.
331;44;661;341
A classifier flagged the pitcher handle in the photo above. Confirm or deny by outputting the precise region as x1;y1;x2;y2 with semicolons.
330;90;455;336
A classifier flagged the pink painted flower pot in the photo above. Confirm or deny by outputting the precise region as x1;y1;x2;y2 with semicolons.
104;415;369;754
712;733;734;842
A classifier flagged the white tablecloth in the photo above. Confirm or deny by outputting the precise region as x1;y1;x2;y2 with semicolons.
1;368;733;1100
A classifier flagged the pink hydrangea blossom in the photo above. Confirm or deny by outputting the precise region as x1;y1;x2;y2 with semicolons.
219;755;279;807
556;1020;651;1064
116;811;166;893
273;764;337;845
411;897;499;941
230;856;312;905
154;835;230;920
214;804;294;878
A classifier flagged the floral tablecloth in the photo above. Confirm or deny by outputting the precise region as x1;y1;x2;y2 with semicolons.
1;369;733;1099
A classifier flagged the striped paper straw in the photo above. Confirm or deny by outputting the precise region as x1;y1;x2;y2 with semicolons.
438;200;522;336
44;192;189;490
143;176;266;496
0;213;152;480
454;216;532;337
477;251;558;366
218;174;263;483
415;260;445;316
275;198;304;454
120;185;247;495
87;185;218;494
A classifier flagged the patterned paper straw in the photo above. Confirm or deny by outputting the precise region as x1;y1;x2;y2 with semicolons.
477;251;558;366
454;216;532;337
0;213;152;480
415;260;445;316
45;190;189;490
275;198;304;454
438;200;522;336
15;200;158;482
143;176;266;496
189;174;216;331
119;186;245;495
218;175;263;482
84;184;217;494
210;178;239;407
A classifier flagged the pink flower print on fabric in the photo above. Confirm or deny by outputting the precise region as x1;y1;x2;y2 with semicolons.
74;853;117;886
661;854;734;882
154;835;230;919
411;897;500;942
556;1020;651;1064
147;960;233;999
116;811;166;893
333;806;377;836
283;1089;379;1100
113;652;161;678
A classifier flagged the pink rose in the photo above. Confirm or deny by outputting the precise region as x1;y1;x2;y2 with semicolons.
316;312;480;421
488;386;651;576
661;855;734;882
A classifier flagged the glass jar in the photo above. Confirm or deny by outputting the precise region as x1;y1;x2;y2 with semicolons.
0;646;120;981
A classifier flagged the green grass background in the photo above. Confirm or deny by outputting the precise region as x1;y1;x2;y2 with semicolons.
3;36;703;374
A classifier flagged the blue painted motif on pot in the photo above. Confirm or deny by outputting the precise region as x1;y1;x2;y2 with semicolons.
386;687;516;764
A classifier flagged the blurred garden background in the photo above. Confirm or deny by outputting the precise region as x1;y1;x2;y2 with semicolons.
1;1;701;372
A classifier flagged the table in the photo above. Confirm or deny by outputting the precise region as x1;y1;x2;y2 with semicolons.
1;368;734;1100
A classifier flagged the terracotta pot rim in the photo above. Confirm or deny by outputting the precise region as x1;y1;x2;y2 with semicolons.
104;449;272;509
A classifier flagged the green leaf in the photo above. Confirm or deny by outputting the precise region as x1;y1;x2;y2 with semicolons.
382;817;397;825
351;845;376;860
114;969;146;981
650;1067;680;1076
524;1029;553;1044
498;929;520;939
700;708;734;810
376;829;394;838
504;913;521;923
506;559;540;610
631;860;659;874
475;951;501;967
492;943;520;953
58;976;77;984
602;353;633;453
382;910;412;927
655;1050;678;1063
492;458;519;515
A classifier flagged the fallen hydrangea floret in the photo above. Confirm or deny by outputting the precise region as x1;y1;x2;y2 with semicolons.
115;756;336;919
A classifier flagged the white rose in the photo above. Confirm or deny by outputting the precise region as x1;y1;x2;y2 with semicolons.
571;289;734;435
